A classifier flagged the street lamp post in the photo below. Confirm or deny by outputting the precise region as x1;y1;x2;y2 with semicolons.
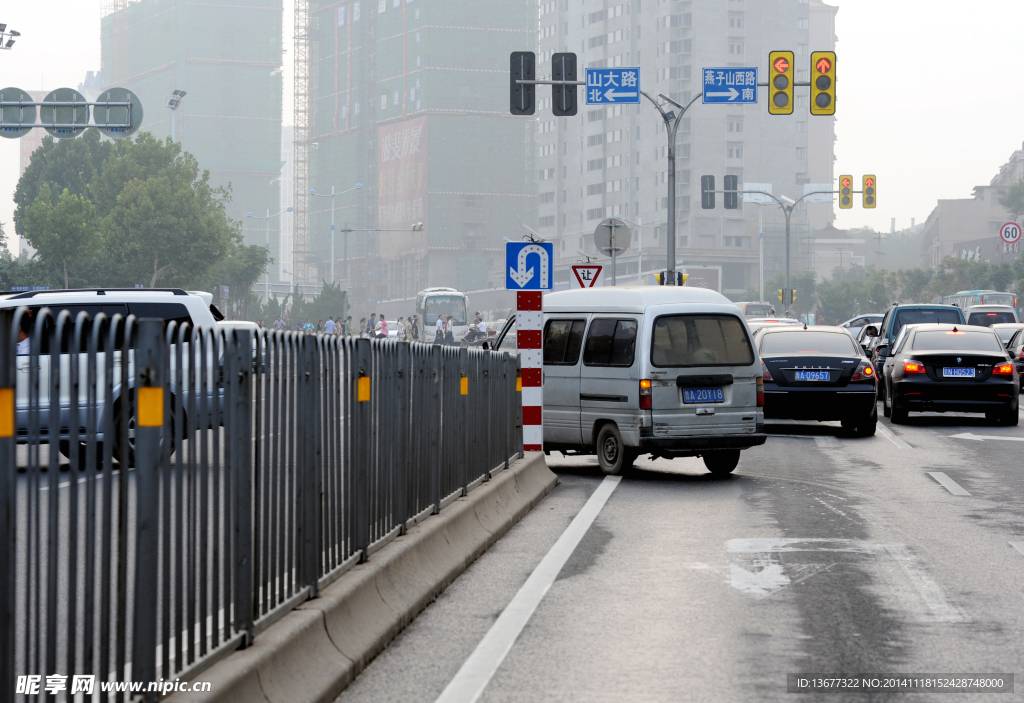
310;183;362;285
246;207;293;301
165;89;187;142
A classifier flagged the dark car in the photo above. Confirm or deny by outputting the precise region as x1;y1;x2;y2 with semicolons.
867;304;965;405
882;324;1019;425
1006;328;1024;380
759;325;877;436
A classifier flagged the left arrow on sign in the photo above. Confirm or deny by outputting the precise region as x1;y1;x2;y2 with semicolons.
604;90;637;101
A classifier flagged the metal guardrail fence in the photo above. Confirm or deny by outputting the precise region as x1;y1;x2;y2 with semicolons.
0;309;522;700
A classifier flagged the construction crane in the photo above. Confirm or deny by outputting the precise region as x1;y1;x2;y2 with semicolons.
293;0;311;284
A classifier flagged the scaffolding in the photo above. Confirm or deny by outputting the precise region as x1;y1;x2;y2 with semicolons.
293;0;312;284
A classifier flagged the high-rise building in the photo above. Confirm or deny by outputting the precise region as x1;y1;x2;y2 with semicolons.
306;0;537;308
535;0;838;296
100;0;284;278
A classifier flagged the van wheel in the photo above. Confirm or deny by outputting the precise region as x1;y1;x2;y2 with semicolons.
58;441;105;470
703;449;740;475
596;424;628;475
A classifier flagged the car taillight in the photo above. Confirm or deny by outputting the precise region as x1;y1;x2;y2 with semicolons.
851;360;875;382
761;361;773;381
903;360;926;374
640;379;652;409
993;363;1014;375
756;376;764;407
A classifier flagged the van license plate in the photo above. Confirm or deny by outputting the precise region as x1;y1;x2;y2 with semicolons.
683;387;725;404
943;367;975;378
795;370;831;381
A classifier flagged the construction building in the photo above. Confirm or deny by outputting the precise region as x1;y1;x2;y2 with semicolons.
535;0;839;297
100;0;284;278
304;0;537;308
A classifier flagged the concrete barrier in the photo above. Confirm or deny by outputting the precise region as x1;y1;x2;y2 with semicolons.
166;453;556;703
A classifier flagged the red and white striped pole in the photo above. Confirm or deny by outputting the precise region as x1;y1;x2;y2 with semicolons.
517;290;543;451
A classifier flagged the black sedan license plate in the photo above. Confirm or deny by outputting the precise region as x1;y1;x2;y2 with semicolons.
683;387;725;404
943;367;975;378
795;370;830;381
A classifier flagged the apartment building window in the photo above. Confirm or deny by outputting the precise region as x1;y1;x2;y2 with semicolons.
538;144;556;157
587;208;605;220
728;12;744;28
587;183;604;196
539;191;556;203
728;39;744;55
605;154;623;168
796;69;809;82
796;95;808;108
797;121;807;133
678;143;690;158
679;169;691;184
797;44;808;55
680;196;690;211
679;117;691;132
588;134;605;147
589;9;605;23
539;216;556;228
797;17;808;29
796;147;807;159
727;143;743;159
540;168;556;180
588;109;604;122
587;159;604;171
796;173;810;184
668;13;692;27
589;35;605;48
727;118;743;133
606;129;622;143
607;29;623;44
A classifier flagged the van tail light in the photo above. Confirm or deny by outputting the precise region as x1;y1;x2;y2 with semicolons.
639;379;652;409
761;361;773;381
993;362;1014;376
851;360;875;382
903;360;926;374
756;376;764;407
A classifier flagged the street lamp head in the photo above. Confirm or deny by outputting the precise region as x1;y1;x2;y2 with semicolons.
246;212;254;217
355;183;363;189
286;206;293;211
780;195;796;206
654;222;661;227
309;189;317;195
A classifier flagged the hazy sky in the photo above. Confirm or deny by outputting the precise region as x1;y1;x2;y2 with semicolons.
2;0;1024;255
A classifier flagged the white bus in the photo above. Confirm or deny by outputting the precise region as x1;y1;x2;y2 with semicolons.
415;287;469;342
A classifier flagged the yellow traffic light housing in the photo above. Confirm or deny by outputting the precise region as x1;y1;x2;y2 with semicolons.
863;175;876;209
809;51;836;116
839;175;853;209
768;51;794;116
778;289;784;303
791;289;797;305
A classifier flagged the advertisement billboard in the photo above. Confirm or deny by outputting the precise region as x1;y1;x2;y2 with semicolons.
378;116;427;261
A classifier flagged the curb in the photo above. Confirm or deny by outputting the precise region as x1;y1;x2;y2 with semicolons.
165;453;557;703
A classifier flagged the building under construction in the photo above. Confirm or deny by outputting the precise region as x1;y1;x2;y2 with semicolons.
100;0;284;278
303;0;537;308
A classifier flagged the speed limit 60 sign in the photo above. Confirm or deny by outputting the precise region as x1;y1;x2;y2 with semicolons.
1000;221;1021;245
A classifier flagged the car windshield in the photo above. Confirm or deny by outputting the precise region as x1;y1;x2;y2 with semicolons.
893;309;962;337
967;312;1016;326
912;330;1003;352
743;304;774;317
423;296;467;325
993;326;1022;343
650;314;754;367
760;331;858;355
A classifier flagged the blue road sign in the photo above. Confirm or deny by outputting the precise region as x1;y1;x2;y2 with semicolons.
585;68;640;105
506;241;555;290
702;67;758;104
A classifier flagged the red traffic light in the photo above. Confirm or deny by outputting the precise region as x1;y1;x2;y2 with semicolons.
773;57;790;73
864;177;875;187
840;176;851;188
815;57;832;74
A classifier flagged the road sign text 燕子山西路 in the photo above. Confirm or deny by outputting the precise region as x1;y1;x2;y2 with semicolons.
702;67;758;104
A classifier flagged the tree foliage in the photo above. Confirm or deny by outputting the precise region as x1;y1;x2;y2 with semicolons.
21;185;101;289
998;179;1024;221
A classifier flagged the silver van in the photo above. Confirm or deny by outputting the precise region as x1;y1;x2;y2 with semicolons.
499;286;766;475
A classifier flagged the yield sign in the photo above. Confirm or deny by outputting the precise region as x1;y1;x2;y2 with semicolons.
571;264;603;288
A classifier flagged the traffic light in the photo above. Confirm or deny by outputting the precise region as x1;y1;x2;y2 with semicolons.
655;272;688;285
768;51;794;116
839;175;853;209
778;289;784;303
863;175;876;208
809;51;836;116
551;52;577;117
510;51;536;115
723;175;738;210
701;175;715;209
791;289;797;304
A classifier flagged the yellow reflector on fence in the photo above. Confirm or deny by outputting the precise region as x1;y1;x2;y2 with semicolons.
0;387;13;438
357;376;371;402
137;387;164;427
516;376;522;392
460;376;469;396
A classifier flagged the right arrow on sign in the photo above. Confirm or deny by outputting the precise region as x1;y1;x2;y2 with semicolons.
705;87;739;100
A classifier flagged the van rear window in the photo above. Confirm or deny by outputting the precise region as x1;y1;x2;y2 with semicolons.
968;312;1016;326
651;314;754;367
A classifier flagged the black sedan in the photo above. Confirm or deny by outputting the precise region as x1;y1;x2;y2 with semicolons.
759;326;878;436
883;324;1019;425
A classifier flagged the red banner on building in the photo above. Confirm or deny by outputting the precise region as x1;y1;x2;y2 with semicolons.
378;116;428;261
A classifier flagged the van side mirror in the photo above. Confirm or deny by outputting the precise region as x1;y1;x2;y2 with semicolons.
863;325;878;338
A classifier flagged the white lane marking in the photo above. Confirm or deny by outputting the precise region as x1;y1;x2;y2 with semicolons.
948;432;1024;443
1009;542;1024;557
724;538;965;622
876;421;912;449
927;472;971;496
814;436;840;448
435;475;622;703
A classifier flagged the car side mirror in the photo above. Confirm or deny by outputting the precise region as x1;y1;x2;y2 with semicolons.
863;325;878;338
876;345;890;358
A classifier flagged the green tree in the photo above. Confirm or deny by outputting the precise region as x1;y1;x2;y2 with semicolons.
21;184;100;289
998;179;1024;222
895;268;933;303
207;243;274;320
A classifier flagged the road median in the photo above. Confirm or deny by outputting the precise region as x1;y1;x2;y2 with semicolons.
165;453;557;703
